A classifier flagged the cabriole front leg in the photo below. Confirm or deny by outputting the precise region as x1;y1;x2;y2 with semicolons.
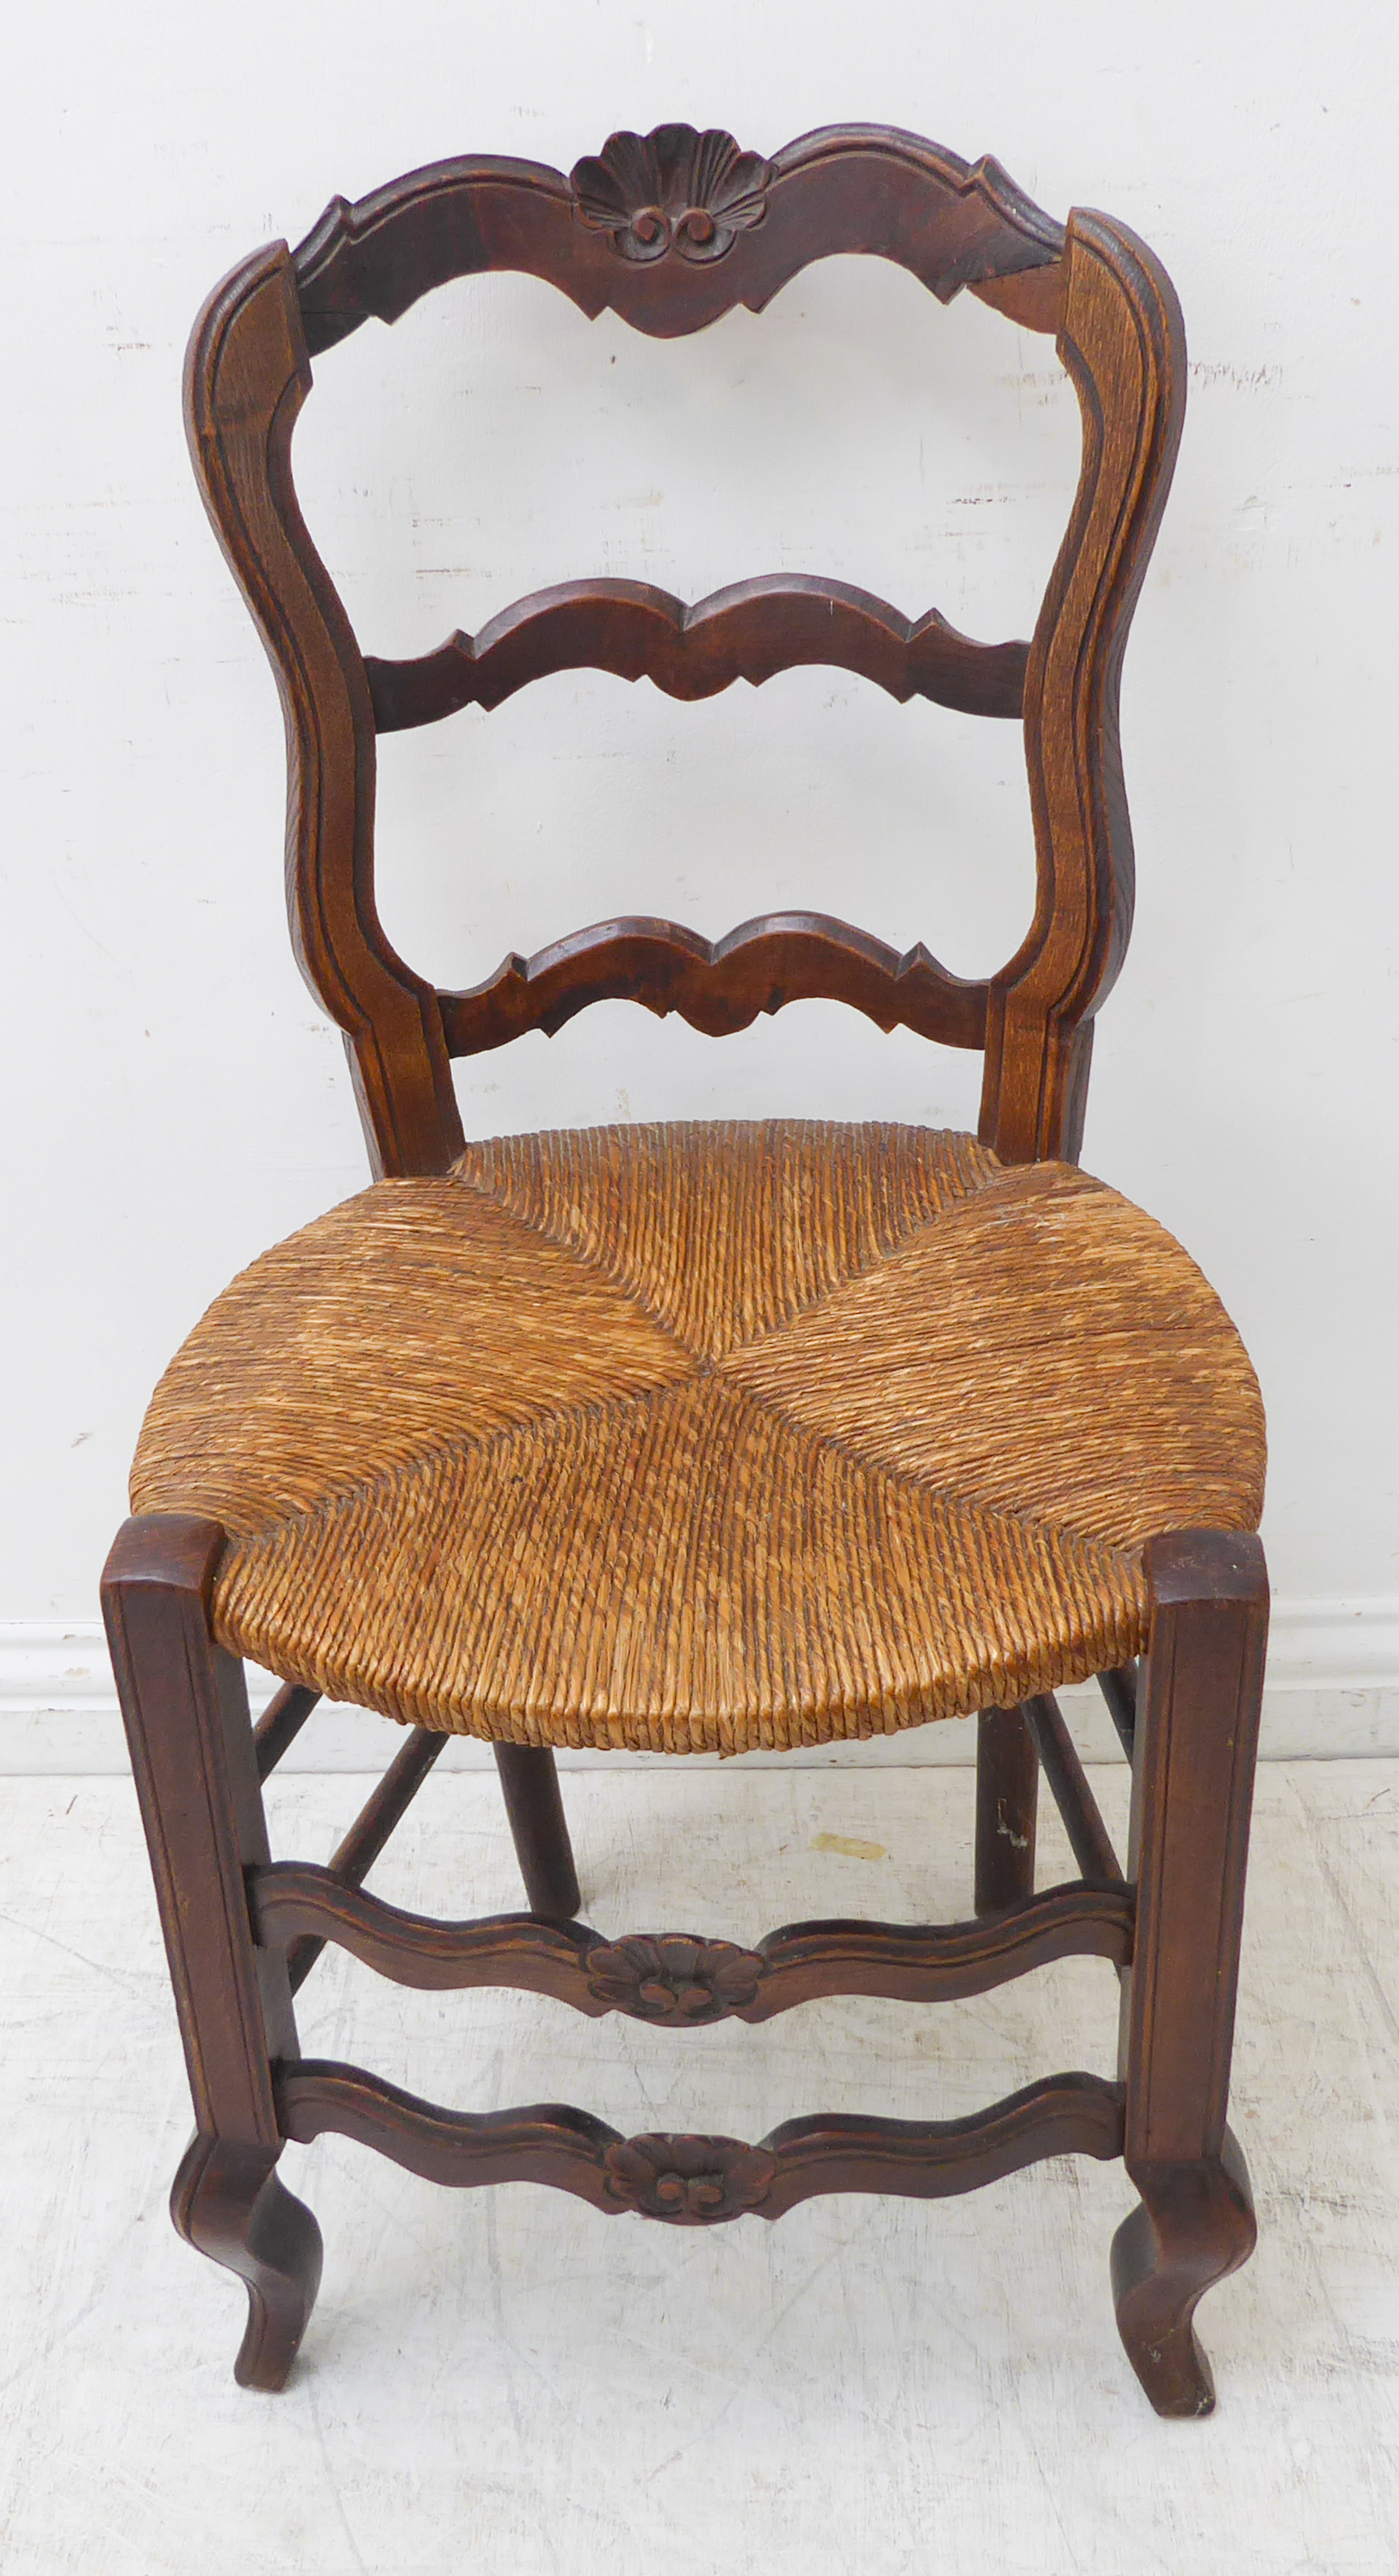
102;1514;323;2389
1112;1528;1267;2416
170;2133;324;2390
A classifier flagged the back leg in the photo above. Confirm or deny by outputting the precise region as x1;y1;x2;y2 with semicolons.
975;1704;1038;1915
493;1743;581;1919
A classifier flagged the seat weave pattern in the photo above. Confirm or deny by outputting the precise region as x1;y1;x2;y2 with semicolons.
132;1121;1266;1756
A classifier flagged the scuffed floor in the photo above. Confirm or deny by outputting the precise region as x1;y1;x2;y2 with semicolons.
1;1757;1396;2574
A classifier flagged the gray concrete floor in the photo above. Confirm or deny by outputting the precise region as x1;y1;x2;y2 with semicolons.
2;1758;1396;2573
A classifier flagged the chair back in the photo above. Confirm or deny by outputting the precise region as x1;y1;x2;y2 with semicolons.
185;122;1184;1173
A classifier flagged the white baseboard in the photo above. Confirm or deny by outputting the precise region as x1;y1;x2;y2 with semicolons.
3;1603;1398;1773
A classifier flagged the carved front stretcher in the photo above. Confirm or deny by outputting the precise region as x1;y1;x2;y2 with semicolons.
254;1829;1134;2222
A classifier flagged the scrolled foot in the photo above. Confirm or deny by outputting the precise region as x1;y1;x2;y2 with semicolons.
172;2132;325;2391
1111;2128;1256;2417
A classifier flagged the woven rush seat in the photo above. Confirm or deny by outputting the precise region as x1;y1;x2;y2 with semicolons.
132;1118;1265;1756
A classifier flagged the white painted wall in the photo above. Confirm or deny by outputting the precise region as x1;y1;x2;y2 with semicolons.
4;0;1398;1762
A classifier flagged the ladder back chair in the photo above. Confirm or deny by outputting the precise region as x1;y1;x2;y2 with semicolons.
103;122;1268;2417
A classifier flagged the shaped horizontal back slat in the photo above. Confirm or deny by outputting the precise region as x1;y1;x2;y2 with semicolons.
366;578;1030;728
436;914;989;1057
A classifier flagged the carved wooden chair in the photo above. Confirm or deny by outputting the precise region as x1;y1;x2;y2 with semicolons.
102;123;1268;2417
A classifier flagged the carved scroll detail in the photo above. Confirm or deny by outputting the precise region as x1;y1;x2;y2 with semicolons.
436;914;989;1057
365;578;1029;729
601;2133;778;2221
275;2063;1127;2217
585;1935;764;2025
572;125;771;264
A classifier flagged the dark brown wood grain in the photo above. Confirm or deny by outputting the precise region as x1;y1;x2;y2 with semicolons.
491;1744;581;1922
101;1514;322;2390
275;2061;1124;2220
974;1705;1039;1916
253;1681;321;1781
1111;1530;1267;2416
366;578;1030;728
756;2075;1125;2219
250;1866;1134;2015
286;1725;447;1993
437;913;987;1056
1022;1692;1124;1886
184;247;463;1180
980;210;1185;1162
1097;1662;1139;1757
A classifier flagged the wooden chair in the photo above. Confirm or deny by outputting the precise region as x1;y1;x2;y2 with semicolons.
102;123;1268;2417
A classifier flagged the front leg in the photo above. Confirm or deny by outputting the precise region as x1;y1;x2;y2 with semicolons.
102;1514;323;2389
171;2133;324;2391
1112;1528;1267;2416
1111;2128;1255;2418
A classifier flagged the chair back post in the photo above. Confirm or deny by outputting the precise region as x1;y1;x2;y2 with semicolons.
981;212;1185;1164
184;245;464;1177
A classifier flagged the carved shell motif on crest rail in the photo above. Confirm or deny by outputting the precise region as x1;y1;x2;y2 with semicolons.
571;124;771;263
